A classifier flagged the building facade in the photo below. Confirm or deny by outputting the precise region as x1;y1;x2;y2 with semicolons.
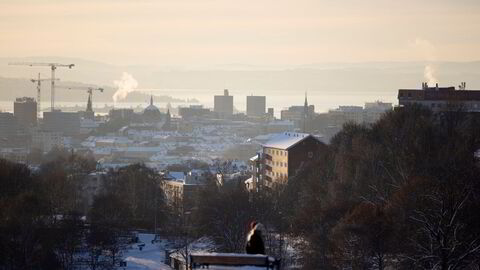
248;132;326;189
398;82;480;112
43;111;81;136
14;97;37;128
246;95;266;117
32;130;64;152
214;89;234;117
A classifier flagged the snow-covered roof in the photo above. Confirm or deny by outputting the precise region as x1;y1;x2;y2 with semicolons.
262;132;314;150
169;171;186;181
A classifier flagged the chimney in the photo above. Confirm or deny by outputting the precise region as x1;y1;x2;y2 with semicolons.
435;83;439;90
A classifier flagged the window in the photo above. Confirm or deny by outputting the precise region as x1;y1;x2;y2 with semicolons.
308;151;313;158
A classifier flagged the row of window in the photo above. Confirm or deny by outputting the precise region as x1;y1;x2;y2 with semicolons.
266;170;287;179
265;159;287;168
266;148;287;156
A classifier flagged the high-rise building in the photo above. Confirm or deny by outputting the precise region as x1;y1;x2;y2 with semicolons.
14;97;37;127
214;89;234;117
246;95;266;117
43;111;81;136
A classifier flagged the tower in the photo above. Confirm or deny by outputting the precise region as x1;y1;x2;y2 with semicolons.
163;109;172;130
303;92;308;132
86;94;93;113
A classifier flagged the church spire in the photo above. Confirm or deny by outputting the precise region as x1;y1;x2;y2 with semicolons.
150;95;153;106
303;91;308;133
86;94;92;112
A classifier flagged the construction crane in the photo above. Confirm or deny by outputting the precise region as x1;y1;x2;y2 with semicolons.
30;73;59;118
8;62;75;111
56;85;104;112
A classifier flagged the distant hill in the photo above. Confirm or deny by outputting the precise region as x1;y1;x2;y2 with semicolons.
1;56;480;103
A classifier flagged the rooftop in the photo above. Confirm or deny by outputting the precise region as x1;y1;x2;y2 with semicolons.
262;132;314;150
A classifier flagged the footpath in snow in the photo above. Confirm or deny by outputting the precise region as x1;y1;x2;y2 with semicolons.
122;233;172;270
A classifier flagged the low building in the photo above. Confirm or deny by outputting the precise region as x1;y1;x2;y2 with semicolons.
32;130;64;152
43;111;80;136
250;132;326;189
161;170;207;211
109;108;135;121
364;101;392;123
0;112;18;146
398;82;480;112
178;105;211;120
0;148;28;163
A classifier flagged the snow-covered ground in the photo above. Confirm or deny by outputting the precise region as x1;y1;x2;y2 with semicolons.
122;233;172;270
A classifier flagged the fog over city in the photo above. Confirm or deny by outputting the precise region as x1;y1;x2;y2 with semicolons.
1;1;480;270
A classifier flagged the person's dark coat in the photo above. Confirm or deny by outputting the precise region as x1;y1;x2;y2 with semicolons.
246;228;265;254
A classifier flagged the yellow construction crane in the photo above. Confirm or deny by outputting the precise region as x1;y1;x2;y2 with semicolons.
9;62;74;111
56;86;104;112
30;73;59;118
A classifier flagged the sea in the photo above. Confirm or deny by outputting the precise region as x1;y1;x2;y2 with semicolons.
0;89;396;118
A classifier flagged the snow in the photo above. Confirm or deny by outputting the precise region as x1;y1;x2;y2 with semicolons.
262;132;312;150
122;233;172;270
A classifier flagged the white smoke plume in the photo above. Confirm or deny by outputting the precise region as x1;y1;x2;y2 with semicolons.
112;72;138;103
424;64;437;85
410;38;438;85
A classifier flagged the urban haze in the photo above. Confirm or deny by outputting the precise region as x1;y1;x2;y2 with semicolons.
1;1;480;269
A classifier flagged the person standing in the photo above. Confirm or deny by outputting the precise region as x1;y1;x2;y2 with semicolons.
246;221;265;255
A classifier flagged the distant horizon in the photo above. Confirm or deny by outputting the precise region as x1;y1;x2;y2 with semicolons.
2;55;480;70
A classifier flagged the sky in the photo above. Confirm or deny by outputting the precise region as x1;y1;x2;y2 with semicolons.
1;0;480;67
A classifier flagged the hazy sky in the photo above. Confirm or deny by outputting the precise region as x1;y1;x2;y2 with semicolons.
1;0;479;66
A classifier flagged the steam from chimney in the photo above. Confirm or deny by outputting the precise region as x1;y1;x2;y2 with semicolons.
411;38;439;85
112;72;138;103
424;64;437;85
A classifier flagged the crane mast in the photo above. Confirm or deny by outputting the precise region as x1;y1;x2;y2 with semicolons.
9;62;74;111
30;73;59;118
56;85;104;115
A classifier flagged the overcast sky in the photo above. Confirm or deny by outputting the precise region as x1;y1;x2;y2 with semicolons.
1;0;479;67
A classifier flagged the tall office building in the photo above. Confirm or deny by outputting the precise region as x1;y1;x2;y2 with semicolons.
43;111;81;136
14;97;37;127
246;95;266;117
214;89;234;117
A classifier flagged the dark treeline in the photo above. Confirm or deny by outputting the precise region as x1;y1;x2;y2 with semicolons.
276;105;480;269
191;105;480;269
0;148;166;269
1;105;480;269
